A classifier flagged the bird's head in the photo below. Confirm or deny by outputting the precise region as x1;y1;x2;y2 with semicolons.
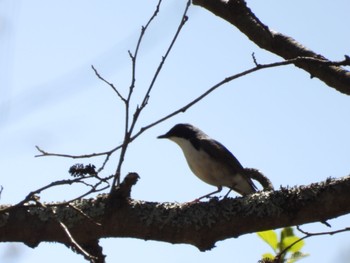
157;123;201;140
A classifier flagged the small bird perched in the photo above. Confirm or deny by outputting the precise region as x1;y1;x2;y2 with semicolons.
158;123;257;201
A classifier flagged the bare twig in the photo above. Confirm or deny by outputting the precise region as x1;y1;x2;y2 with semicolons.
275;225;350;262
36;200;99;262
53;177;113;207
43;173;113;207
91;65;126;102
97;153;112;173
68;204;102;226
252;52;259;66
127;0;162;101
0;173;113;213
296;225;350;237
139;0;191;111
35;145;117;159
36;146;117;175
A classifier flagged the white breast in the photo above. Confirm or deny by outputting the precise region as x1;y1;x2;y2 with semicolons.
170;137;232;187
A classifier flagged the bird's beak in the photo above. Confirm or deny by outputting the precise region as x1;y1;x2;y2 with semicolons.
157;134;168;139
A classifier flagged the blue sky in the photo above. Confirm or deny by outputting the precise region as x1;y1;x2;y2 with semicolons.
1;0;350;262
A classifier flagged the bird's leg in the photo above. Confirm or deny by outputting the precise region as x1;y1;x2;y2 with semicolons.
190;186;223;203
223;189;232;199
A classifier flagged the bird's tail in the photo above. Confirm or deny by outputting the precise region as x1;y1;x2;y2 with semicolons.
244;168;274;191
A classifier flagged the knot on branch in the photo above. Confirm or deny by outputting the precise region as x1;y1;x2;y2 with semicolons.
107;173;140;208
117;172;140;198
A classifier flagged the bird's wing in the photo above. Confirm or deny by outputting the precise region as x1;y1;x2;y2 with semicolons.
199;138;257;193
199;138;245;172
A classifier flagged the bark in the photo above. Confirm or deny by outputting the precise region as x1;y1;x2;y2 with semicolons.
1;176;349;253
192;0;350;95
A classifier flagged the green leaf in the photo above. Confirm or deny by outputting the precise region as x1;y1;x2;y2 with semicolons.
262;253;275;260
287;252;309;263
258;230;278;251
281;227;294;240
282;236;305;253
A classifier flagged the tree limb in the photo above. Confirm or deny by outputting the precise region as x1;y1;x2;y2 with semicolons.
192;0;350;95
1;175;349;252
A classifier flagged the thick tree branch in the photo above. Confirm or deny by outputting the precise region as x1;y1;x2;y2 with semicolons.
1;176;349;252
192;0;350;95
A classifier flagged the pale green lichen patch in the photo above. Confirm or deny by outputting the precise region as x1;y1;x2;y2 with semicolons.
24;197;106;226
27;206;53;221
130;198;236;229
129;186;317;231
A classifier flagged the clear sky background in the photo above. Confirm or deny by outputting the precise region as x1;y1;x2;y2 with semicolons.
1;0;350;262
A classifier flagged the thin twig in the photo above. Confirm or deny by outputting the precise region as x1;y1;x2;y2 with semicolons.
252;52;259;66
139;0;191;111
44;174;113;207
58;221;98;262
127;0;162;102
35;145;118;159
91;65;126;102
296;225;350;237
275;225;350;262
97;153;112;173
0;173;113;213
68;204;102;226
36;201;98;262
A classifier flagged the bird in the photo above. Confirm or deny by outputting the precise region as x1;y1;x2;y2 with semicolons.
158;123;257;201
